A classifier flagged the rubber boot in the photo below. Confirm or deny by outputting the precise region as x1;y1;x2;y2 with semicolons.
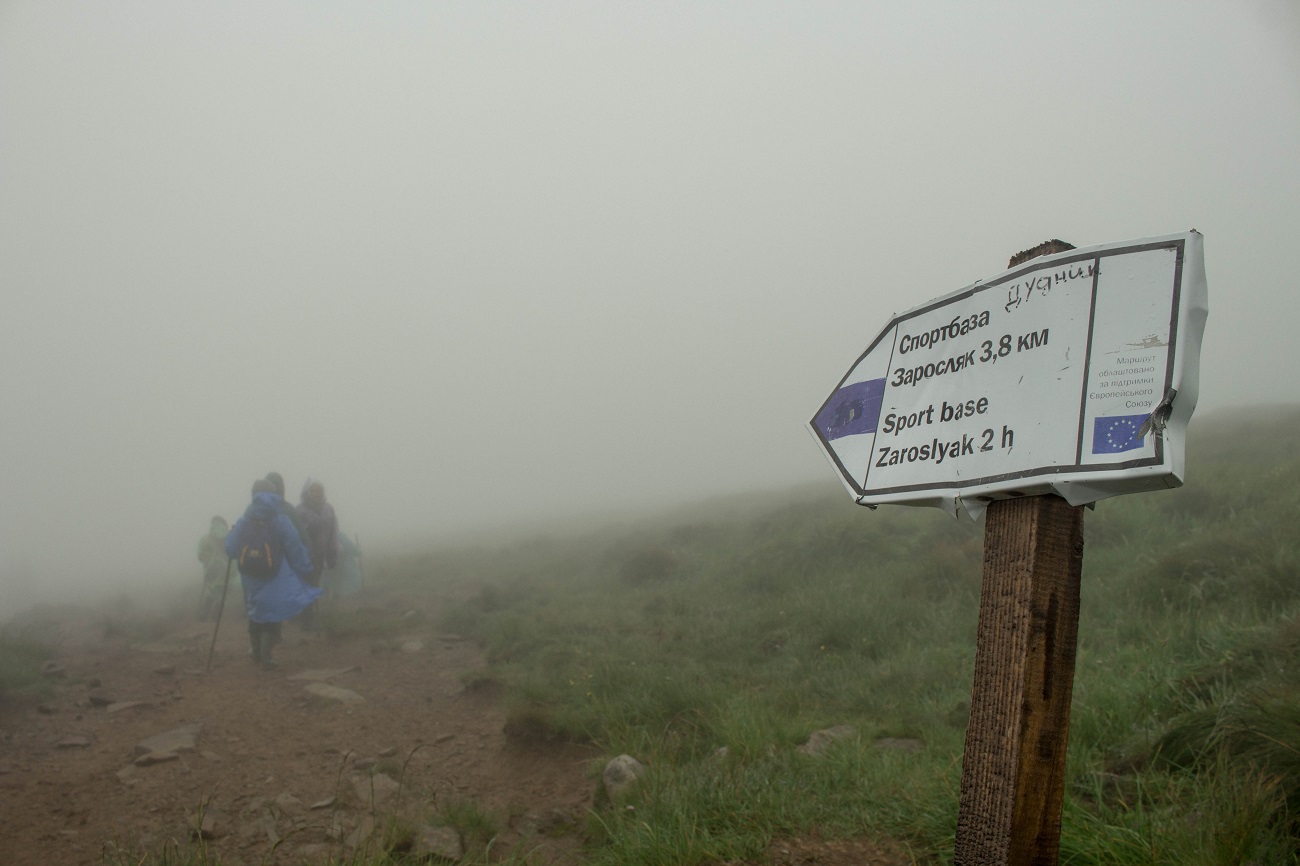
249;623;262;664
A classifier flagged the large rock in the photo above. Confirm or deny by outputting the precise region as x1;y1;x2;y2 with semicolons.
796;724;857;756
416;825;464;862
602;754;646;802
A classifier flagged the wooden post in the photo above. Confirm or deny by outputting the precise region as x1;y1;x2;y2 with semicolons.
954;241;1085;866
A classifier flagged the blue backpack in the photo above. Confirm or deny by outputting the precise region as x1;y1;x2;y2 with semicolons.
236;517;282;579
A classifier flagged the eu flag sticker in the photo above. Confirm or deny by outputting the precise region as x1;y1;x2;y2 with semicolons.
1092;413;1149;454
814;378;886;441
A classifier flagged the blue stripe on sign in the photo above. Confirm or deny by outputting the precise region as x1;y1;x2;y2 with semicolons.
814;378;886;441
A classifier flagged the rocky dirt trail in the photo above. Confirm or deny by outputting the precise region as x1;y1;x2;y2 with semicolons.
0;596;599;866
0;594;917;866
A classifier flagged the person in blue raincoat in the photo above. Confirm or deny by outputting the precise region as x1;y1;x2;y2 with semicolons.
225;479;322;668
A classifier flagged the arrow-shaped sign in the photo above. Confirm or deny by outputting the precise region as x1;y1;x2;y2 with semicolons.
808;231;1208;518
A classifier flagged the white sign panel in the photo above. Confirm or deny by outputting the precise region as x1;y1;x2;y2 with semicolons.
809;232;1208;518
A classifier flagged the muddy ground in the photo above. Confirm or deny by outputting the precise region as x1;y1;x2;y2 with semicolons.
0;591;912;866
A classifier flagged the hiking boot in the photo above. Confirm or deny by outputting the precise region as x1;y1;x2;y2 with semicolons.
258;632;277;669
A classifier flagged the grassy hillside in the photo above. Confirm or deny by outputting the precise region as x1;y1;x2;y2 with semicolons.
382;406;1300;865
5;407;1299;865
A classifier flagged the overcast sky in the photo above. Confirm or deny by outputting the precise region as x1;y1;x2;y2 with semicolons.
2;2;1297;614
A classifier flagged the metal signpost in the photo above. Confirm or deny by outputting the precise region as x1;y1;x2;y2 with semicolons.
808;232;1208;865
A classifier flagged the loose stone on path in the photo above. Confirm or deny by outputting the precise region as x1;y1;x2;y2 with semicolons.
106;700;153;714
131;723;202;766
134;752;180;767
287;667;360;682
302;682;366;705
350;772;402;808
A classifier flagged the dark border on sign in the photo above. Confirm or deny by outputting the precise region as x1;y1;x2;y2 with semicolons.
1073;257;1104;464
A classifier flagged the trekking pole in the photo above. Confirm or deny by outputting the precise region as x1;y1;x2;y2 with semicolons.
205;557;234;673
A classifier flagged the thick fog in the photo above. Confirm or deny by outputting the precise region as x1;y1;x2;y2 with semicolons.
2;2;1298;617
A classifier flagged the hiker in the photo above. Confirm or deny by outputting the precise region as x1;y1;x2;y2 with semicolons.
196;516;230;621
265;471;308;541
225;478;321;668
296;477;339;630
325;532;364;599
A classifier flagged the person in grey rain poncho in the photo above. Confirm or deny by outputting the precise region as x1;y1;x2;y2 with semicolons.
225;479;321;668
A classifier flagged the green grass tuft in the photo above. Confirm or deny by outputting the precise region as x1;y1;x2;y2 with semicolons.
0;626;53;702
